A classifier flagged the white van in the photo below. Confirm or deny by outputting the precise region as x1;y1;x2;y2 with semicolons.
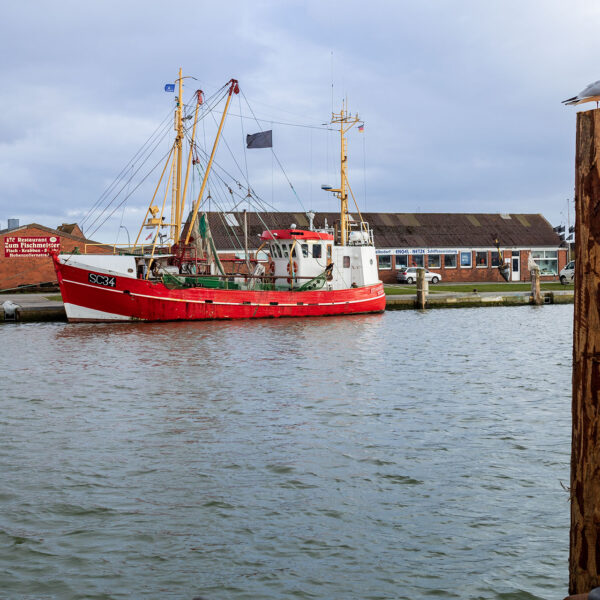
560;261;574;285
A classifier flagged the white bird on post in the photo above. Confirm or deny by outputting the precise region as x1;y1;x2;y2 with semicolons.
563;80;600;108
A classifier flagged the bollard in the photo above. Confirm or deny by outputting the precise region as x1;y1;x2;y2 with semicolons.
531;266;542;305
416;267;428;310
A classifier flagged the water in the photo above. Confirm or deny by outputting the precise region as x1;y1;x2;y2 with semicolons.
1;305;573;600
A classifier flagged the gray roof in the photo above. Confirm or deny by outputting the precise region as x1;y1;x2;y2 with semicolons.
204;212;562;250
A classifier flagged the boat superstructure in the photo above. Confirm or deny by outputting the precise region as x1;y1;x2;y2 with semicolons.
52;71;385;322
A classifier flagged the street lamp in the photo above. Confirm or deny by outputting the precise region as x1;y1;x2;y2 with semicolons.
119;225;131;248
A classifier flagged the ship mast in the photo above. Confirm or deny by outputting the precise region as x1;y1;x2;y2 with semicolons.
329;100;360;246
173;68;184;245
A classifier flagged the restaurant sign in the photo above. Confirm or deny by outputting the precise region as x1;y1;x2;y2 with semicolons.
4;236;61;257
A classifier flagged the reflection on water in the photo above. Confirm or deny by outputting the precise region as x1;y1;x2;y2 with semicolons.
1;306;572;599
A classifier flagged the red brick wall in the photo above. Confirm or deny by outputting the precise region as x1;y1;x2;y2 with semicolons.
0;226;110;291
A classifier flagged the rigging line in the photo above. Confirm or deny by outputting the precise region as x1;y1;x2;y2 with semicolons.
227;111;333;131
82;82;228;232
238;94;249;190
80;110;173;229
84;129;174;235
87;146;174;239
204;183;246;252
186;130;282;214
207;107;249;188
240;90;306;211
82;119;174;234
362;130;367;212
80;111;172;227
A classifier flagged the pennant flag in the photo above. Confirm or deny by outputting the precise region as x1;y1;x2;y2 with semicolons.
164;84;175;92
246;130;272;149
358;124;364;132
145;233;153;240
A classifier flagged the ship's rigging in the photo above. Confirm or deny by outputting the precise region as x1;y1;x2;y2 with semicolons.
78;71;368;266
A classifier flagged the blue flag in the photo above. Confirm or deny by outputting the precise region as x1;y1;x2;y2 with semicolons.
164;84;175;92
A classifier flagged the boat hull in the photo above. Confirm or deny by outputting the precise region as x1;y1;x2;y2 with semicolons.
52;256;386;322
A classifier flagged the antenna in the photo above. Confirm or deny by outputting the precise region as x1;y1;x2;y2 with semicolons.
330;50;334;115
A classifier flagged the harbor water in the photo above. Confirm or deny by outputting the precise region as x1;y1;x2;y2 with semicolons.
1;305;572;599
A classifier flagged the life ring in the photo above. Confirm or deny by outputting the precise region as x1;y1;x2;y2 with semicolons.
286;260;298;284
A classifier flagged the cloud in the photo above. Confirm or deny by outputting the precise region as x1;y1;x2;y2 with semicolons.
1;0;596;237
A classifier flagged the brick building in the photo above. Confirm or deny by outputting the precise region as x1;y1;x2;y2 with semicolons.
206;211;567;283
0;222;110;291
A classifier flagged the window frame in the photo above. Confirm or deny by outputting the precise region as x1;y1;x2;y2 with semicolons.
378;255;392;270
428;254;441;269
475;251;488;268
412;254;424;268
395;255;408;270
460;251;472;268
444;254;457;269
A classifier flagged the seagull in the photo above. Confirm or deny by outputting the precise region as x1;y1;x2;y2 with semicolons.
563;80;600;108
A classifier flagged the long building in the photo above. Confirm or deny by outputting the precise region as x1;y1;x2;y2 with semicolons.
206;212;567;283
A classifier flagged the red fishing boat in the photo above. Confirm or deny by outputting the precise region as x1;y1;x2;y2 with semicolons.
52;72;385;322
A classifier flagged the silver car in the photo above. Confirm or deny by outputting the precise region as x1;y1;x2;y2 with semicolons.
560;261;574;285
397;267;442;284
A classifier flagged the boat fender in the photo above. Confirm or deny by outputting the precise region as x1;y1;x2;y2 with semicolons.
287;261;298;283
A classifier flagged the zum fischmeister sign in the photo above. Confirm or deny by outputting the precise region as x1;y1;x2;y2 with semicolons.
4;236;61;258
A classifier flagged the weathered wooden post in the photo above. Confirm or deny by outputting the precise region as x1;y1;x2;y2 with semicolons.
569;108;600;596
530;264;542;305
416;267;427;310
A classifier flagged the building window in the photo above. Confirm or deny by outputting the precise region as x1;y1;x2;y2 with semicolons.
412;255;424;268
530;250;558;275
444;254;457;268
428;254;441;269
312;244;322;259
343;256;350;268
378;255;391;270
395;255;408;270
491;251;501;267
475;251;488;267
460;251;472;268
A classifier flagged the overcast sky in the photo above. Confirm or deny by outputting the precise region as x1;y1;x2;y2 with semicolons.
1;0;598;242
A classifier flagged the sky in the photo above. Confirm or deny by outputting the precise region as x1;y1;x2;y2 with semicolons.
1;0;599;243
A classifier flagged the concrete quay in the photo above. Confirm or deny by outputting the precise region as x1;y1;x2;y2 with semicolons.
0;293;66;322
386;288;574;310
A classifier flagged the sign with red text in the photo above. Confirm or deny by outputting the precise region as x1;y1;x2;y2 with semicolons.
4;236;61;257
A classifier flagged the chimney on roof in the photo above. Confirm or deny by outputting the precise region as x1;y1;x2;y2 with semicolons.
7;218;19;229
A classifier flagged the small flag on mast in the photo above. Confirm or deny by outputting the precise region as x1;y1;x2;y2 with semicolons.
246;130;272;149
164;84;175;92
145;233;153;240
358;123;364;132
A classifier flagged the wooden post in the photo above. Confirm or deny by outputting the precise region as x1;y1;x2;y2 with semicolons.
531;266;542;305
569;108;600;595
416;267;427;309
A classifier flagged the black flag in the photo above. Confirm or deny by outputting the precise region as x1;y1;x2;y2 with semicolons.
246;130;272;149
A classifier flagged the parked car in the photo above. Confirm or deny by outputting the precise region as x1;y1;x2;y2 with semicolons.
396;267;442;284
559;261;574;285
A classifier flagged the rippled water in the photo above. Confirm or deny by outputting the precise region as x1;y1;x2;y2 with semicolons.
1;305;573;600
